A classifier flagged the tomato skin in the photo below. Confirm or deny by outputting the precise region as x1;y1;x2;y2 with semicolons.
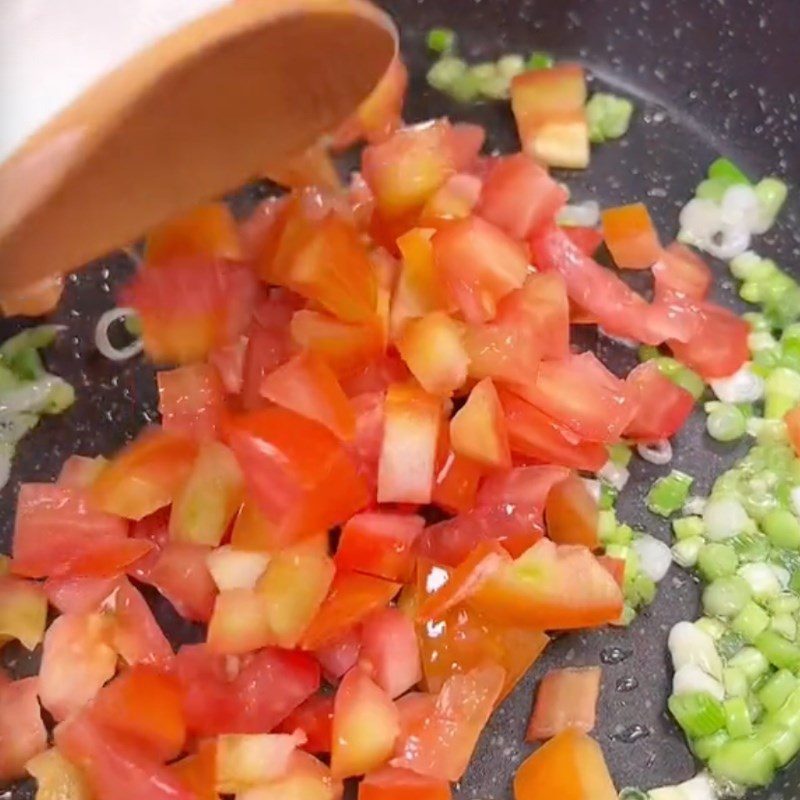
146;202;242;263
433;216;529;323
0;676;47;783
623;361;695;443
90;428;198;521
12;484;146;579
0;575;47;650
668;301;749;379
39;613;117;722
545;473;600;549
391;664;505;781
276;694;335;754
359;608;422;699
335;512;425;583
226;407;369;543
477;153;567;240
89;665;186;762
301;572;401;652
526;666;601;741
601;203;661;270
359;767;452;800
468;539;624;630
55;714;196;800
157;363;224;441
508;352;638;443
653;242;712;300
513;729;617;800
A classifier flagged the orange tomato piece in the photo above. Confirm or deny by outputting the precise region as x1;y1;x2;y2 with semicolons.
301;572;400;651
514;729;617;800
601;203;661;270
231;499;286;553
331;667;400;779
0;576;47;651
146;203;242;264
91;427;198;520
419;173;482;226
0;274;64;317
57;455;108;489
170;740;217;800
359;767;451;800
207;588;275;656
432;436;483;515
450;378;511;469
396;311;469;396
157;363;224;441
653;242;712;300
261;351;356;441
378;383;442;504
526;666;602;741
359;607;422;700
545;473;600;549
25;748;93;800
110;579;174;669
89;665;186;762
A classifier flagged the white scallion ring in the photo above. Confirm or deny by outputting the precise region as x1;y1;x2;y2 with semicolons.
95;307;143;361
636;439;673;465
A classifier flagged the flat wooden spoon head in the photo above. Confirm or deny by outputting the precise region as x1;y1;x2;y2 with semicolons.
0;0;396;292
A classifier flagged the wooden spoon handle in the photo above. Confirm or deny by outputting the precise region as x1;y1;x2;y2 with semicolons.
0;0;396;292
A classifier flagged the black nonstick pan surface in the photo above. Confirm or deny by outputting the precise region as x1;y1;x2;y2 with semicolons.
2;0;799;797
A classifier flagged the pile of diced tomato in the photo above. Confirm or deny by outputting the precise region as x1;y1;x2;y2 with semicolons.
0;56;748;800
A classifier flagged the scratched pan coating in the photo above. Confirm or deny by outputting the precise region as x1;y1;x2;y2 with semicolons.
2;0;799;797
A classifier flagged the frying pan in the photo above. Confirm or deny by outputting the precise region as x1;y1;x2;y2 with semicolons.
2;0;799;797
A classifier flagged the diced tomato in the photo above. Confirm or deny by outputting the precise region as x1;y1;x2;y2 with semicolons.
668;301;749;379
335;511;425;583
527;666;602;741
265;141;342;192
341;356;410;398
450;378;511;469
498;388;608;470
598;555;626;587
786;406;800;458
496;272;570;361
206;545;270;592
169;440;243;547
0;575;47;650
261;351;356;440
332;55;409;149
414;560;549;700
157;363;224;440
0;274;64;317
513;729;617;800
395;691;437;738
653;242;712;300
508;352;638;443
477;465;570;516
207;587;275;655
277;694;335;754
432;430;483;514
601;203;661;270
418;542;511;623
57;455;108;489
89;665;186;761
174;643;320;736
360;767;452;800
362;120;459;217
109;579;174;668
359;608;421;699
25;747;93;800
545;473;599;549
91;428;198;520
146;202;242;264
121;257;256;364
378;383;442;504
420;173;482;225
170;740;217;800
396;311;469;396
477;154;568;239
43;575;121;614
464;321;541;385
226;407;369;542
563;226;604;256
448;123;486;172
39;613;118;721
301;572;400;651
254;544;336;649
623;361;695;442
415;506;544;567
315;626;363;683
55;714;195;800
391;664;505;781
12;484;146;579
216;730;305;793
433;216;529;323
210;335;248;395
0;676;47;783
133;541;217;623
331;667;400;779
467;539;624;630
292;309;385;377
246;750;343;800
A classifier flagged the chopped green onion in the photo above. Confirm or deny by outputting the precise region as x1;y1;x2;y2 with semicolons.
706;402;747;442
717;630;746;660
599;482;617;511
762;507;800;549
760;723;800;768
730;600;770;642
790;569;800;594
696;543;738;581
708;157;750;185
426;27;457;54
638;345;660;362
497;54;525;80
668;692;726;738
723;666;748;697
672;516;704;541
692;730;730;761
470;62;509;100
586;92;634;143
607;442;633;467
728;646;769;682
769;612;797;642
753;630;800;670
427;56;468;91
124;314;142;338
723;697;753;739
764;367;800;419
618;790;649;800
647;471;693;517
671;536;703;568
526;51;554;70
696;177;735;204
708;735;776;787
702;575;751;618
0;325;63;364
754;177;788;225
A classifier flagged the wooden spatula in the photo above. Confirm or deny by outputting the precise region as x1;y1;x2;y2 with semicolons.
0;0;396;292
